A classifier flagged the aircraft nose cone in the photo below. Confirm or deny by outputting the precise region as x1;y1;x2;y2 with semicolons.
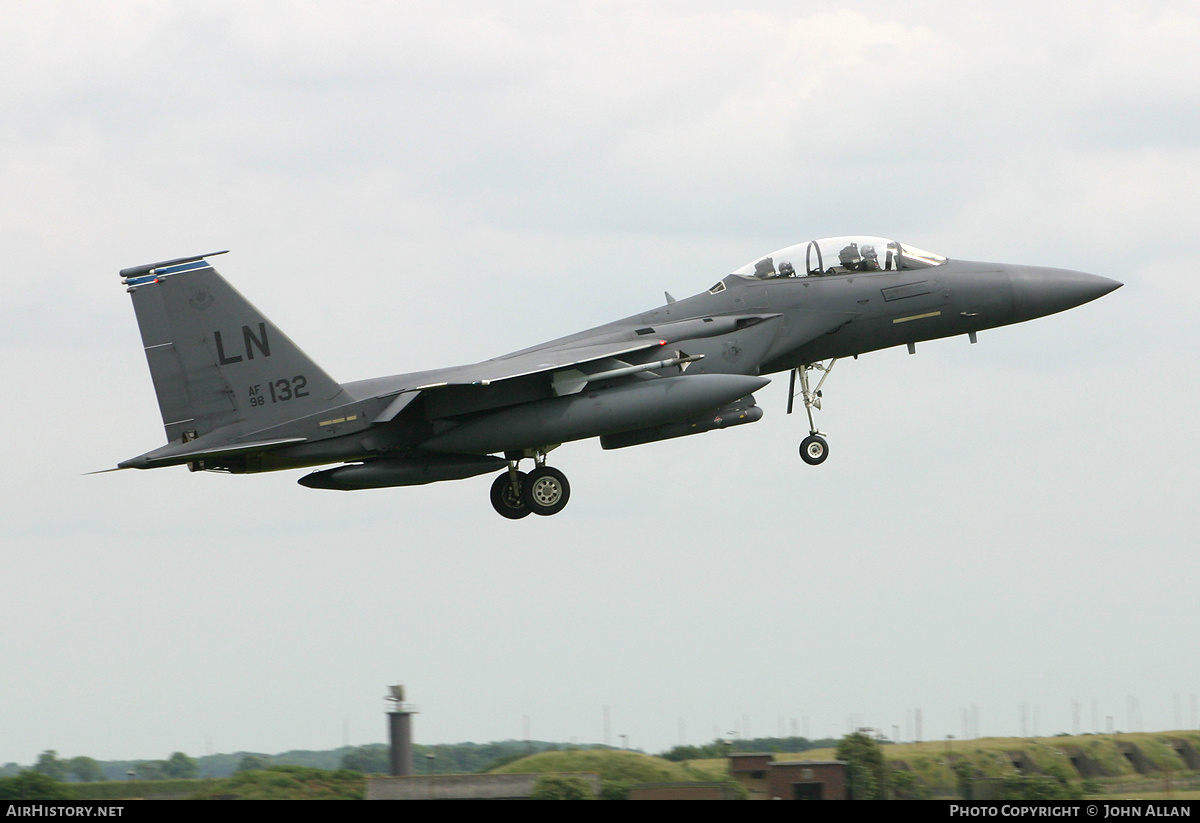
1008;266;1122;323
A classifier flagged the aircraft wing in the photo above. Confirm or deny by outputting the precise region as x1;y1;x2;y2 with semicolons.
367;339;672;424
406;339;669;389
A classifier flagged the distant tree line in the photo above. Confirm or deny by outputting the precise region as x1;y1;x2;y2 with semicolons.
20;750;198;783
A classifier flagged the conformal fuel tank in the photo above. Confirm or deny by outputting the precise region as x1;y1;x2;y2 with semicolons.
420;373;770;455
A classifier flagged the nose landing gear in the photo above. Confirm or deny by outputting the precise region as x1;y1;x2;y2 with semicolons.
789;359;837;466
799;433;829;465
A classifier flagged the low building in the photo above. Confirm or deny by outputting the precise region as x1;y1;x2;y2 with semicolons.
729;753;848;800
729;753;773;800
768;760;848;800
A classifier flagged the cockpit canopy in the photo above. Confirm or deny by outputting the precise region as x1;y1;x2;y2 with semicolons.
733;236;946;279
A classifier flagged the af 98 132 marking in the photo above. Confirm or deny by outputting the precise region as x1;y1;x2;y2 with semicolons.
247;375;309;407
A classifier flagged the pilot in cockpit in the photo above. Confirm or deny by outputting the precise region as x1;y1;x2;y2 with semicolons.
753;257;775;278
838;242;863;271
860;244;881;271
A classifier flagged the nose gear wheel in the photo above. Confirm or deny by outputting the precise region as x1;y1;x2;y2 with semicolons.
788;359;837;465
799;434;829;465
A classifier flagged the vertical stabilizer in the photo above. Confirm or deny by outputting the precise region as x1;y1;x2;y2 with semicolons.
121;253;345;443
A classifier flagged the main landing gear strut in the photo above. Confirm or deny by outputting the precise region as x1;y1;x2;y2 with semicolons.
489;448;571;519
788;359;838;465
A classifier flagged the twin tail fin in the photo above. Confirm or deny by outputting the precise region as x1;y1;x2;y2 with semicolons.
121;252;345;444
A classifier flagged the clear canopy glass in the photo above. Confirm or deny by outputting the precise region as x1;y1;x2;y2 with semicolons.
733;236;947;279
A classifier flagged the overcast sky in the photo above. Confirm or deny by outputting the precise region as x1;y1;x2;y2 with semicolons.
2;1;1197;765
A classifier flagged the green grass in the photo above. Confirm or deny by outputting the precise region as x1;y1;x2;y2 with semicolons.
1091;790;1200;800
489;748;725;784
187;766;366;800
72;778;217;800
858;731;1200;799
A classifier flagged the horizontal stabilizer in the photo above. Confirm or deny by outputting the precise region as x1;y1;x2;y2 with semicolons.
119;437;306;470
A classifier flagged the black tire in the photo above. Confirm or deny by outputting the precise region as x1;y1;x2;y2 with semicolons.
490;471;531;519
522;466;571;516
799;434;829;465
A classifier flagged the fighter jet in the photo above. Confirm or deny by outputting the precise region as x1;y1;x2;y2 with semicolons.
111;236;1120;518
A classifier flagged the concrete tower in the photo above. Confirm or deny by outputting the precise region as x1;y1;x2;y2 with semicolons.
386;684;419;776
